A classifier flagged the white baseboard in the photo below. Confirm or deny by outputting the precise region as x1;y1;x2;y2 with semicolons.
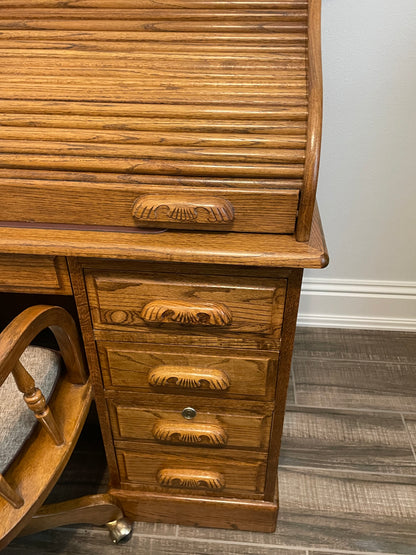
298;278;416;331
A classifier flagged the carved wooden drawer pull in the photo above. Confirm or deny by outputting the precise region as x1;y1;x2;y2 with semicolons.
148;365;231;391
141;300;232;327
152;420;228;447
132;194;235;225
157;468;225;491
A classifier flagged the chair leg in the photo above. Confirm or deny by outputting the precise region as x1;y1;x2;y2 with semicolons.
19;493;132;543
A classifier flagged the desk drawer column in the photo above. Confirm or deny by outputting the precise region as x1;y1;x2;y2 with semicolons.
71;259;302;532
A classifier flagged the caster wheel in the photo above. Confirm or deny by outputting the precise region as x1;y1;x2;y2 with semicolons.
106;517;133;544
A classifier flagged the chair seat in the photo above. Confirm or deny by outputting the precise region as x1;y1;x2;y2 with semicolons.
0;346;61;474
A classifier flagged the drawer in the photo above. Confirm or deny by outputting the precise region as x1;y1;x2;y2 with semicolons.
116;443;267;499
108;394;273;452
0;254;71;294
0;179;299;235
98;342;278;401
85;269;286;340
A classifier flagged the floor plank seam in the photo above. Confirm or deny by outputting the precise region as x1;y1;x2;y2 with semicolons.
279;464;416;479
168;534;309;552
401;414;416;463
308;549;413;555
284;404;416;416
291;368;299;405
293;355;416;366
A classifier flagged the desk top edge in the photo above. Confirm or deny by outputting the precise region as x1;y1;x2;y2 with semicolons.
0;204;327;270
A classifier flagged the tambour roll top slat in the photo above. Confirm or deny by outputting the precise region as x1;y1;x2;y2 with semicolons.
0;0;322;238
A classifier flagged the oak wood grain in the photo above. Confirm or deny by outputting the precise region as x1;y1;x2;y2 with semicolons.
66;258;121;488
85;267;286;339
20;494;123;538
98;342;278;400
0;205;328;268
112;488;278;532
0;254;71;295
0;0;325;537
264;268;303;500
107;393;273;451
0;0;323;238
0;179;300;234
1;0;309;7
13;359;64;446
116;442;267;499
140;299;233;328
156;468;225;491
296;0;322;241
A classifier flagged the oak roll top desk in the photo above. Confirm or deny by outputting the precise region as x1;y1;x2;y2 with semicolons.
0;0;327;532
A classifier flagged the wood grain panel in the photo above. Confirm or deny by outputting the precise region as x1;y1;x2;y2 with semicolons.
85;268;286;339
0;100;308;122
98;342;278;400
0;0;322;237
0;179;298;233
0;254;71;294
1;1;309;8
0;206;328;269
108;394;273;451
114;488;278;532
116;443;267;498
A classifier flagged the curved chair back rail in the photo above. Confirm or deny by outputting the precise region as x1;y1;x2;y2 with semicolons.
0;305;93;549
0;305;87;388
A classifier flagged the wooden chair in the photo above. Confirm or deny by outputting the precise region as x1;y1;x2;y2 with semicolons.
0;305;132;550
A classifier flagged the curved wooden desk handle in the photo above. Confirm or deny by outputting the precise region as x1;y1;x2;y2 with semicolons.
132;194;235;225
148;365;231;391
157;468;225;490
152;420;228;447
140;300;232;327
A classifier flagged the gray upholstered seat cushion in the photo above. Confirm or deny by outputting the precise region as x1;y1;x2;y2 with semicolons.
0;346;61;474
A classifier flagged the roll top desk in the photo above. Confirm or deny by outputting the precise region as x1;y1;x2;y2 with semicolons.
0;0;327;532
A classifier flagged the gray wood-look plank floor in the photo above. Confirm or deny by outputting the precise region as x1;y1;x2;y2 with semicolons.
4;327;416;555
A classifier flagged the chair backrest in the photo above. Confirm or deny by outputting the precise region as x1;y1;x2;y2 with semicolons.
0;305;91;549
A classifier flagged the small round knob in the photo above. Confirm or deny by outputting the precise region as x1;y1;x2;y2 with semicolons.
182;407;197;420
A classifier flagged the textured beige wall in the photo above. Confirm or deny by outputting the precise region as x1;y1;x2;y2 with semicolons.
311;0;416;280
300;0;416;328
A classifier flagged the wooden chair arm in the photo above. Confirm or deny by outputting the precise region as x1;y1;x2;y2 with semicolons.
0;305;86;387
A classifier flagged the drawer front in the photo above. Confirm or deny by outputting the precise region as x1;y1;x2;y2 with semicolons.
85;270;286;339
116;444;267;498
0;180;299;235
98;342;278;401
0;254;71;294
130;185;299;234
108;396;273;452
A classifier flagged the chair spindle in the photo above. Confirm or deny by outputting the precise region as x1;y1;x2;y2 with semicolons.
12;360;64;446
